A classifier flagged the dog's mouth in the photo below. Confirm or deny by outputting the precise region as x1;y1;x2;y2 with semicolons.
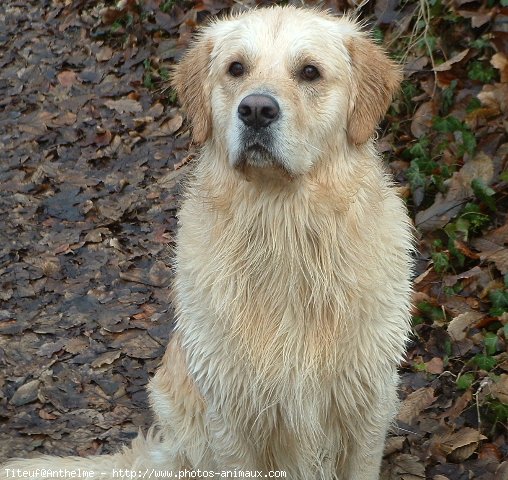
238;143;275;166
234;143;293;181
234;129;281;167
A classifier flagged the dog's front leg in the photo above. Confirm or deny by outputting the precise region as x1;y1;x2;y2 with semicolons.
340;394;397;480
206;410;260;473
343;439;386;480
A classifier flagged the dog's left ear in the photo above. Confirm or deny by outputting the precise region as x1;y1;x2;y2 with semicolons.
172;34;213;144
347;37;402;145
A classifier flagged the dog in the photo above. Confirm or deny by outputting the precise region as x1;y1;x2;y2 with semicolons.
1;6;413;480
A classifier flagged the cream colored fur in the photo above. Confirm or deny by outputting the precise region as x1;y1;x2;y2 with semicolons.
1;6;413;480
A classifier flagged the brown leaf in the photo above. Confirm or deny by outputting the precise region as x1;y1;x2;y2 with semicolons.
479;443;503;462
478;83;508;114
472;221;508;275
433;427;487;462
397;387;436;425
425;357;444;374
415;153;494;231
491;53;508;83
50;111;77;127
447;311;484;341
91;350;121;368
38;409;58;420
444;265;482;288
442;390;472;421
10;380;40;406
64;337;89;354
490;374;508;404
411;101;436;138
96;46;114;62
495;461;508;479
433;49;469;72
384;436;406;456
382;453;425;479
457;8;496;28
95;130;113;146
110;330;162;359
57;70;78;87
404;56;429;77
104;98;143;114
152;115;184;137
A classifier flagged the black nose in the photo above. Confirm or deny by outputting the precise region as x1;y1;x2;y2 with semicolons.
238;94;280;128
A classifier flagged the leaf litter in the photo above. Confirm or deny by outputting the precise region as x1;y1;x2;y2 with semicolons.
0;0;507;478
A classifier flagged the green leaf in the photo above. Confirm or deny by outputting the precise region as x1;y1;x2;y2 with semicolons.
457;373;475;390
433;115;462;133
409;137;430;160
441;80;457;115
455;217;470;240
471;354;497;371
489;289;508;317
484;332;499;356
487;400;508;422
417;301;445;322
468;61;496;82
460;130;476;156
460;203;491;233
466;98;482;113
432;252;450;273
406;162;426;190
471;178;496;211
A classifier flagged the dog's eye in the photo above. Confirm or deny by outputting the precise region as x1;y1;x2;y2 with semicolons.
300;65;320;81
228;62;245;77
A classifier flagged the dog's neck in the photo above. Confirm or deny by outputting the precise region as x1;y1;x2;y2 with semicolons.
192;140;382;215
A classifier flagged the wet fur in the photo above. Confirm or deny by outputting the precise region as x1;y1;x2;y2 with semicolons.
1;6;412;480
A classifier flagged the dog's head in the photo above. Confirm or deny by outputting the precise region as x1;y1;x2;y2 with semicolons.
172;7;401;177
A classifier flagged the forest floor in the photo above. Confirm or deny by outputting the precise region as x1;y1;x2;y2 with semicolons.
0;0;507;478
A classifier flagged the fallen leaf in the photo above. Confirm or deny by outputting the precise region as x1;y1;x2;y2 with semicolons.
415;153;494;231
447;311;484;341
457;9;495;28
50;111;77;127
478;443;503;462
441;390;472;421
478;83;508;114
384;436;406;456
411;101;437;138
490;374;508;404
152;115;184;137
404;56;429;77
382;453;425;479
471;221;508;274
425;357;444;374
38;409;58;420
96;46;114;62
104;98;143;114
57;70;78;87
434;49;469;72
433;427;487;463
91;350;122;368
10;380;40;406
397;387;436;425
491;52;508;83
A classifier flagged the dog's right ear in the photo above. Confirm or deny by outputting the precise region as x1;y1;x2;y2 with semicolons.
172;34;213;144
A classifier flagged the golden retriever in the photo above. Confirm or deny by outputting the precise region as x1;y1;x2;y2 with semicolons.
1;6;413;480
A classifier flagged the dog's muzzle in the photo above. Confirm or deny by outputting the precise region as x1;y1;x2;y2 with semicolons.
234;94;283;170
